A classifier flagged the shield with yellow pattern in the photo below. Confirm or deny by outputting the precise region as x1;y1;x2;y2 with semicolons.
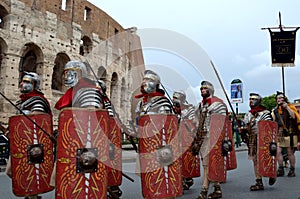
180;119;201;178
225;117;237;171
138;114;182;199
55;108;109;199
9;113;54;197
107;117;122;187
207;114;227;183
257;120;278;178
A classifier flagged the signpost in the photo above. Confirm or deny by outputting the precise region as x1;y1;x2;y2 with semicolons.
230;79;243;148
230;79;243;115
262;12;299;95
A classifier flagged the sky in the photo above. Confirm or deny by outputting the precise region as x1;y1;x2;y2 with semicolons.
88;0;300;113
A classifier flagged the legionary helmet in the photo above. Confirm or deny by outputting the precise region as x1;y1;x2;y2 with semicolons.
143;70;160;84
142;70;160;94
173;91;186;104
20;71;41;93
249;93;262;108
201;80;214;95
64;61;88;87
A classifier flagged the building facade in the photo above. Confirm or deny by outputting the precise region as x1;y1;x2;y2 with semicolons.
0;0;145;126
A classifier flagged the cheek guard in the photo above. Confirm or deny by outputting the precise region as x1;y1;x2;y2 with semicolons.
143;81;156;94
64;70;79;87
20;82;34;94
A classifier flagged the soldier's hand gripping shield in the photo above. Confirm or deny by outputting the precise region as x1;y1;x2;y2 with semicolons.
9;113;54;197
257;120;278;178
138;114;182;199
55;108;109;199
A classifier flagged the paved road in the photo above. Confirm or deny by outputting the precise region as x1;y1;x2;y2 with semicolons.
1;145;300;199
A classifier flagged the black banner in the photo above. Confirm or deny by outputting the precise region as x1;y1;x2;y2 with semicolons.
270;29;298;66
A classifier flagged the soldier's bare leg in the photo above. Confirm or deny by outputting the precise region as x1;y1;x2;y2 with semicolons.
196;165;209;199
287;147;296;177
49;162;56;186
276;147;285;176
5;156;12;178
250;159;264;191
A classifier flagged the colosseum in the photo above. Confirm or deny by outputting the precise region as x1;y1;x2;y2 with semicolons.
0;0;145;128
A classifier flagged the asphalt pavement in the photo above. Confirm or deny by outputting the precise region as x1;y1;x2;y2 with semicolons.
0;143;248;199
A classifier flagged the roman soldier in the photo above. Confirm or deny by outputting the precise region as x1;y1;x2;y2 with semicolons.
6;71;52;199
53;61;118;199
135;70;182;199
172;91;199;190
193;80;228;199
241;93;276;191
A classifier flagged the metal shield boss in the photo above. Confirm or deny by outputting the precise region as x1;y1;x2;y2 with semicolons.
9;113;54;196
257;120;278;178
205;114;227;183
180;119;201;178
138;114;182;199
55;108;109;199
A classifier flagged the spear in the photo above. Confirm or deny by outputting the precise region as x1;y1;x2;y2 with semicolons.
0;91;56;144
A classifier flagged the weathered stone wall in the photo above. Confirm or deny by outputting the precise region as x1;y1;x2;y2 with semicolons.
0;0;145;127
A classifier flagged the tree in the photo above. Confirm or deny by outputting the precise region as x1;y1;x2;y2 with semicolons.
262;94;277;111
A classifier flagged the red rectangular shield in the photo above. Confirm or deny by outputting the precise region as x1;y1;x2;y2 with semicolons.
207;114;227;183
107;117;122;187
225;118;237;170
138;114;182;199
9;114;54;196
180;119;201;178
258;120;278;178
55;108;109;199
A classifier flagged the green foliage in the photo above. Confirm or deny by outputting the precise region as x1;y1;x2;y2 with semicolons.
262;94;277;111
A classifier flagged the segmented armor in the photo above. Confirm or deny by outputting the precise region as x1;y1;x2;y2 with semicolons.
72;88;104;109
244;110;272;135
243;109;272;157
17;96;51;115
195;99;227;133
136;96;173;116
181;104;195;120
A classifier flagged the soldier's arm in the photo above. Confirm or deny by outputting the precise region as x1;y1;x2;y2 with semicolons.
271;109;276;121
282;103;295;119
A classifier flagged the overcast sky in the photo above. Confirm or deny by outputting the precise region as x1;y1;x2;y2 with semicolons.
88;0;300;113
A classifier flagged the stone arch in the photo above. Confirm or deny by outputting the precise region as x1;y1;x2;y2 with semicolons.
120;77;126;108
0;37;8;111
52;52;70;91
0;4;9;29
80;36;93;56
0;37;8;74
97;66;107;79
110;72;118;104
19;43;44;86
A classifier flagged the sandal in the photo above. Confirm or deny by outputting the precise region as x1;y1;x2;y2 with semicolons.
208;185;222;199
185;178;194;188
196;188;208;199
269;177;276;185
250;179;264;191
288;167;295;177
277;166;284;177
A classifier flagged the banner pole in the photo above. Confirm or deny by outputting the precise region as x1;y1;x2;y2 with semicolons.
282;64;285;95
